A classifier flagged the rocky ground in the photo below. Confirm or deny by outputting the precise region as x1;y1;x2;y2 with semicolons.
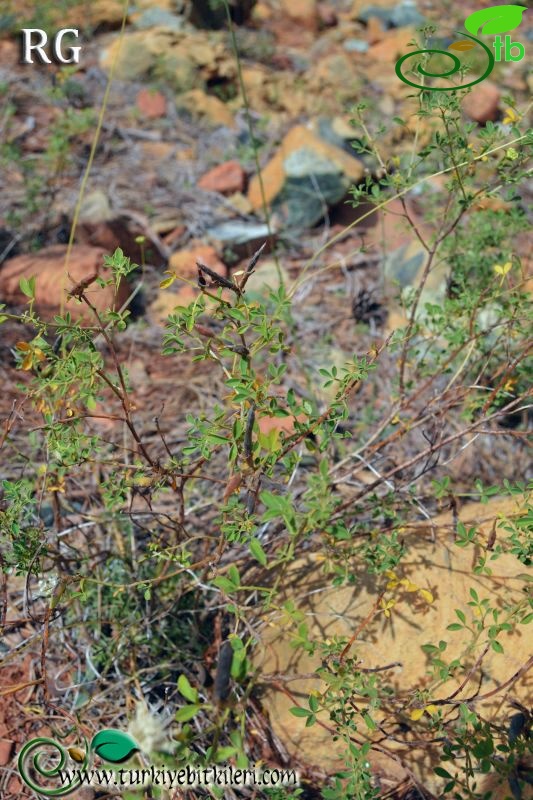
1;0;530;327
0;0;531;797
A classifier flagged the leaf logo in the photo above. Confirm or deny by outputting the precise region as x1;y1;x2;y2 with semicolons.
90;730;140;764
464;4;527;36
448;40;477;51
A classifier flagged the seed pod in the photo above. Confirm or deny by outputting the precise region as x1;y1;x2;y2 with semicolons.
197;261;239;293
213;640;233;704
243;403;256;468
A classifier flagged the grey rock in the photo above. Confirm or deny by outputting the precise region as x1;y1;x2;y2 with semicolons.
343;38;369;53
359;1;425;29
79;190;113;225
133;8;185;31
269;146;354;229
357;6;393;26
314;118;349;150
384;243;425;287
284;148;341;178
207;220;270;244
390;2;425;28
287;152;349;219
244;259;289;299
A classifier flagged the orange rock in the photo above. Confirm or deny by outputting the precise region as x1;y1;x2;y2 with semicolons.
62;0;126;27
254;494;532;798
177;90;236;129
0;245;130;322
257;414;306;438
279;0;319;32
462;81;501;123
368;26;414;63
266;19;316;48
472;196;512;212
168;243;225;280
136;88;167;119
198;161;246;195
0;739;14;767
252;1;273;23
149;285;198;325
366;14;385;43
140;141;175;159
248;125;364;211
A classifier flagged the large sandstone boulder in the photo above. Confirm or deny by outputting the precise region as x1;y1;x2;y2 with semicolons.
247;125;365;229
254;495;531;798
0;245;130;322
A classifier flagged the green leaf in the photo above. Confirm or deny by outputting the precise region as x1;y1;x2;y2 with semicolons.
249;537;267;566
178;674;198;703
472;738;494;759
227;565;241;587
491;640;504;654
289;706;312;718
19;275;36;299
434;767;454;779
447;623;463;631
362;712;377;731
464;4;526;36
309;694;319;713
90;730;140;763
213;576;237;593
175;704;203;722
213;746;238;762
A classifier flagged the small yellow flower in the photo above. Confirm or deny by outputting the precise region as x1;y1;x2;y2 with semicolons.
503;379;516;392
380;598;397;618
418;588;434;604
159;272;176;289
502;108;520;125
505;147;519;161
385;570;399;589
410;704;439;721
494;261;512;285
47;476;66;493
133;476;153;487
16;341;46;371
